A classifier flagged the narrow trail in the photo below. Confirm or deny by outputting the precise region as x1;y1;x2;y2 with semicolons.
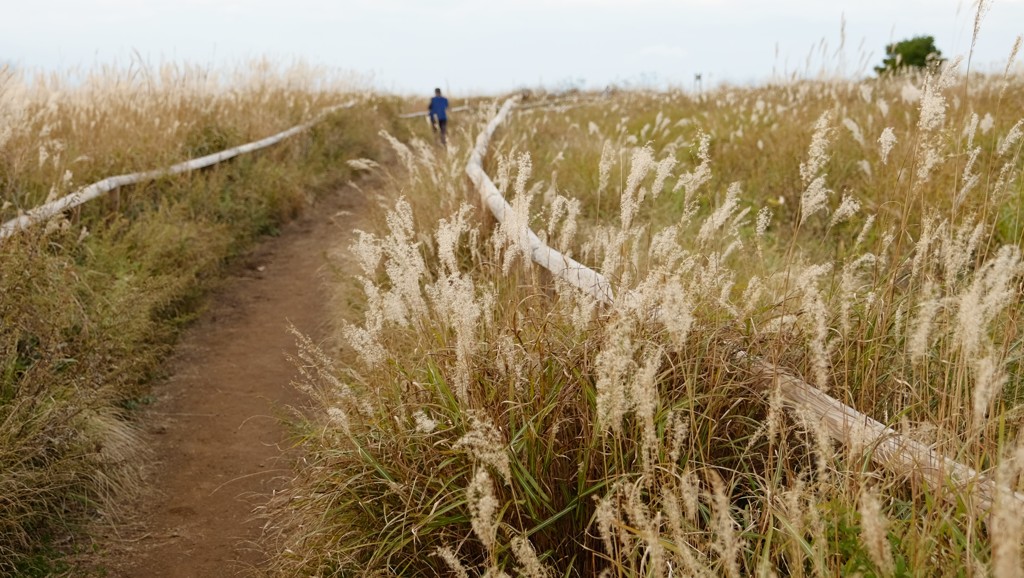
92;187;362;577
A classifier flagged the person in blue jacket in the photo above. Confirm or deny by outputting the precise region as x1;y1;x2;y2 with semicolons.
428;88;449;145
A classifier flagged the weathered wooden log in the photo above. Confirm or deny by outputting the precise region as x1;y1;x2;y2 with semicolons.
398;105;470;119
0;101;355;242
467;97;1024;511
744;356;1024;510
465;97;614;304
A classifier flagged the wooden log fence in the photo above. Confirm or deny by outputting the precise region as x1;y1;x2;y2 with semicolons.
0;101;356;243
398;105;471;119
399;95;599;120
465;97;615;304
467;97;1024;511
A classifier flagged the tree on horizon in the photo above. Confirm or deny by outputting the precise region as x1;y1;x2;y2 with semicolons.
875;35;945;74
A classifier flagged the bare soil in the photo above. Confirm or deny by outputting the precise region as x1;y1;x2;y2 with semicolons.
88;188;361;577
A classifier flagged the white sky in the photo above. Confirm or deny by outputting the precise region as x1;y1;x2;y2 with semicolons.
2;0;1022;95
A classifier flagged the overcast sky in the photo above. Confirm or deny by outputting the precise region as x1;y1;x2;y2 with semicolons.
2;0;1022;95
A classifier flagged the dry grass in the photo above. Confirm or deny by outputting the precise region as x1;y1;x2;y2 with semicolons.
0;60;400;572
269;58;1024;577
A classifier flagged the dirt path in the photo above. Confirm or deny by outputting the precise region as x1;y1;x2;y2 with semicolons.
92;188;360;577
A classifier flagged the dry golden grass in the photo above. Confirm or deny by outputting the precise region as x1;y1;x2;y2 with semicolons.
0;60;404;573
270;62;1024;576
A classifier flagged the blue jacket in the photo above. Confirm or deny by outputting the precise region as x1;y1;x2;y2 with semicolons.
429;96;449;121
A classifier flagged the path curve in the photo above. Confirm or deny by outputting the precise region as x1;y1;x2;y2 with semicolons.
94;187;360;577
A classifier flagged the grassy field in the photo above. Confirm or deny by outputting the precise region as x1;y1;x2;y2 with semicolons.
269;65;1024;576
0;61;412;573
2;48;1023;577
